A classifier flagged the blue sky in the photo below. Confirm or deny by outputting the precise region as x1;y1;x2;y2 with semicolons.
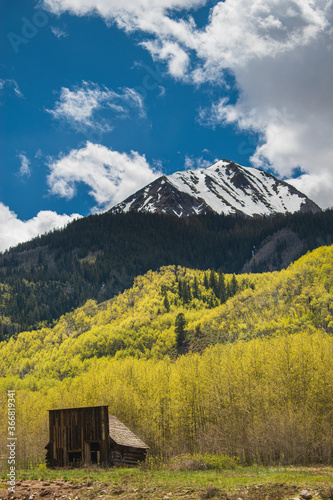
1;0;333;251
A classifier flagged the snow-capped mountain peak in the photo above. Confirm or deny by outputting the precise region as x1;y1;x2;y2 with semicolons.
110;159;320;217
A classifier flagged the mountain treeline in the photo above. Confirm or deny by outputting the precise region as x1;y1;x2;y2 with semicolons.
0;246;332;466
0;210;332;339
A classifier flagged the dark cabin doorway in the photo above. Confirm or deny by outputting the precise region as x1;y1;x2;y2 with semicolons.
90;442;100;465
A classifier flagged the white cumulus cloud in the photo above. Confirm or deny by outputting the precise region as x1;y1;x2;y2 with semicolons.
0;203;81;253
46;81;145;132
47;141;163;212
288;171;333;210
143;40;190;79
17;153;31;178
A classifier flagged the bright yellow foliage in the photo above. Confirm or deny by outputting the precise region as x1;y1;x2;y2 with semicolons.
0;246;333;466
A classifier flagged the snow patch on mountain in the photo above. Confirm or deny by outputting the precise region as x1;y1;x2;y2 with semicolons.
110;159;321;217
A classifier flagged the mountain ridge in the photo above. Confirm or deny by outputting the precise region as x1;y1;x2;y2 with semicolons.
110;160;321;217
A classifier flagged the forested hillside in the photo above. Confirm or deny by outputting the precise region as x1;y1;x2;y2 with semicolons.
0;210;333;340
0;246;332;466
0;268;260;381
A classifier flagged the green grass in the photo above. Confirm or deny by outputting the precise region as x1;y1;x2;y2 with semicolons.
1;465;332;489
1;465;332;500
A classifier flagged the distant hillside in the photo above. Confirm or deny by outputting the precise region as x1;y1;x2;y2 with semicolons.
0;210;332;339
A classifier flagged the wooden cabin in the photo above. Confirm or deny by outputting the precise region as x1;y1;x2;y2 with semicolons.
46;406;149;467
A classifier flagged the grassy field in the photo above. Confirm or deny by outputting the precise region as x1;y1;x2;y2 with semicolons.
1;466;332;499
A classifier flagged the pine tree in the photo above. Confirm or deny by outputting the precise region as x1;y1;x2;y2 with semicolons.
184;281;192;304
203;272;209;289
163;294;170;312
178;278;183;299
193;276;199;299
209;269;217;295
230;273;238;297
218;269;227;303
175;312;187;350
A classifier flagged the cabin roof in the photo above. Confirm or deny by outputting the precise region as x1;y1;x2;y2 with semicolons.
109;416;149;449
